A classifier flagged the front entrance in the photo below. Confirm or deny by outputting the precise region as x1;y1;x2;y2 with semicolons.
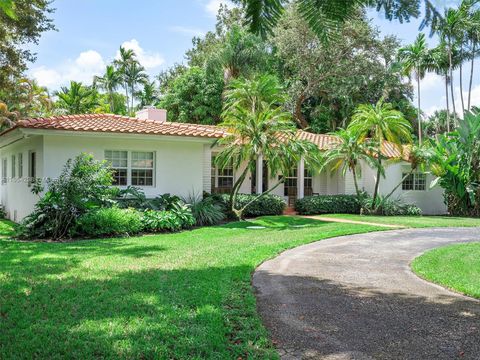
251;161;269;194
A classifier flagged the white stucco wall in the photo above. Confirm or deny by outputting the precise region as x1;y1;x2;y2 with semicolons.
0;135;44;221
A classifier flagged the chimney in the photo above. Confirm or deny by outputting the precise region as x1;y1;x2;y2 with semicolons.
136;107;167;123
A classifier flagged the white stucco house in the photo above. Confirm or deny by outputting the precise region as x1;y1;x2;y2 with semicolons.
0;108;446;222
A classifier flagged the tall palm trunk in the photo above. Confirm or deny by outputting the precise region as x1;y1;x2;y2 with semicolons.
445;75;450;133
448;44;457;126
416;75;422;144
372;158;382;207
468;42;476;111
124;81;129;114
459;47;465;114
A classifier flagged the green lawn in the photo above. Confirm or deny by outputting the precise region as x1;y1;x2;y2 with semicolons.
412;242;480;299
319;214;480;228
0;218;16;237
0;216;382;359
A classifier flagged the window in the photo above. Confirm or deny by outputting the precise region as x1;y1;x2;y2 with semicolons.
105;150;128;186
18;153;23;178
1;158;7;185
11;155;15;178
304;168;313;196
211;154;233;193
29;152;36;185
402;173;426;191
284;167;297;197
131;151;154;186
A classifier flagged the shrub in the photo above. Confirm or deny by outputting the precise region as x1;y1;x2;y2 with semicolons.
117;187;182;211
183;194;226;226
363;196;423;216
18;154;117;240
295;195;361;215
75;208;143;237
219;194;285;217
142;206;195;233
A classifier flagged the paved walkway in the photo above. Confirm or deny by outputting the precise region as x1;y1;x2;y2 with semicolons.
253;228;480;360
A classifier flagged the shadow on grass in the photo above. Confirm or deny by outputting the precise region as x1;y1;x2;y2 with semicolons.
223;216;329;230
255;272;480;359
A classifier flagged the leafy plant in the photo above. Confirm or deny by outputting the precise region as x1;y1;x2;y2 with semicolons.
116;188;182;211
183;194;226;226
141;208;194;233
17;153;117;240
220;194;285;218
75;207;143;238
363;196;422;216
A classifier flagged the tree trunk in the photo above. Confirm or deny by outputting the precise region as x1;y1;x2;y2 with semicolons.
372;158;382;208
125;82;129;114
448;42;458;125
468;42;475;111
416;76;422;145
459;47;465;115
237;179;285;219
445;75;450;133
229;165;251;219
382;168;415;204
294;92;309;129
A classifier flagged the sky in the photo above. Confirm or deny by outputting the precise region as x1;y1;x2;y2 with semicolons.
27;0;473;118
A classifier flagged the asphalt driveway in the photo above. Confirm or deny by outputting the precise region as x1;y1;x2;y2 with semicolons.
253;228;480;360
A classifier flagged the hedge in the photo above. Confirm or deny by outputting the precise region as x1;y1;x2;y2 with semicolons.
295;195;361;215
220;193;285;217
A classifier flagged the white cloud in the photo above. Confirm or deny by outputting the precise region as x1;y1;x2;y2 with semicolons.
117;39;165;69
204;0;232;17
425;105;441;118
421;72;443;91
30;50;105;89
169;26;206;37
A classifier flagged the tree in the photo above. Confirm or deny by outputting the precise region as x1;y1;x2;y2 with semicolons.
94;65;122;113
0;0;55;92
0;102;18;130
215;74;320;219
321;128;376;203
54;81;98;115
135;81;160;109
398;33;431;144
159;67;224;124
465;5;480;111
272;6;412;130
114;47;136;113
234;0;441;40
424;110;457;138
348;99;413;208
124;62;148;115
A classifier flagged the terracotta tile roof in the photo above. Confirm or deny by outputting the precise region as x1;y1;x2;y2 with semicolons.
4;114;228;139
2;114;409;160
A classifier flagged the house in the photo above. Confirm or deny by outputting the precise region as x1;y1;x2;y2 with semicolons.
0;108;446;222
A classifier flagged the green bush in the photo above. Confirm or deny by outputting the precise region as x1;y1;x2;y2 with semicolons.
295;195;361;215
18;153;117;240
75;208;143;237
365;197;423;216
142;206;195;233
183;194;226;226
116;187;182;211
220;194;285;217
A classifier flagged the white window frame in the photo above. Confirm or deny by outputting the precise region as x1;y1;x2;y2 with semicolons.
105;150;155;187
284;167;298;197
210;153;234;193
28;151;37;186
11;155;16;179
402;172;427;191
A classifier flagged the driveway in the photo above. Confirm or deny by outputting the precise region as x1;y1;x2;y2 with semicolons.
253;228;480;360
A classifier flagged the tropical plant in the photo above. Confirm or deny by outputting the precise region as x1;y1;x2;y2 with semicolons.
430;110;480;216
182;194;226;226
295;194;362;215
114;46;136;113
215;74;320;219
234;0;441;40
17;153;117;240
94;65;122;113
75;207;143;238
398;33;431;144
348;98;413;209
54;81;98;115
135;81;160;109
321;128;376;204
124;61;148;114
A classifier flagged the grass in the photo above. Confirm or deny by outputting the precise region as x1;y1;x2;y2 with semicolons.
0;216;382;359
411;242;480;299
319;214;480;228
0;218;16;237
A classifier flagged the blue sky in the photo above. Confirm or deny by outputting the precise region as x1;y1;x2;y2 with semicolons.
28;0;470;117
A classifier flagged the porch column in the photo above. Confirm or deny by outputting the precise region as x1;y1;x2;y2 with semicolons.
297;157;305;199
256;154;263;194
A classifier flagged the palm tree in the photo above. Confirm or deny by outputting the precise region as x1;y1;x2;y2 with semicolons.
348;99;413;208
94;65;122;113
124;62;148;115
135;81;160;109
0;102;19;130
464;5;480;110
398;33;431;144
54;81;97;115
114;47;136;113
322;128;376;203
238;0;441;40
215;74;320;219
